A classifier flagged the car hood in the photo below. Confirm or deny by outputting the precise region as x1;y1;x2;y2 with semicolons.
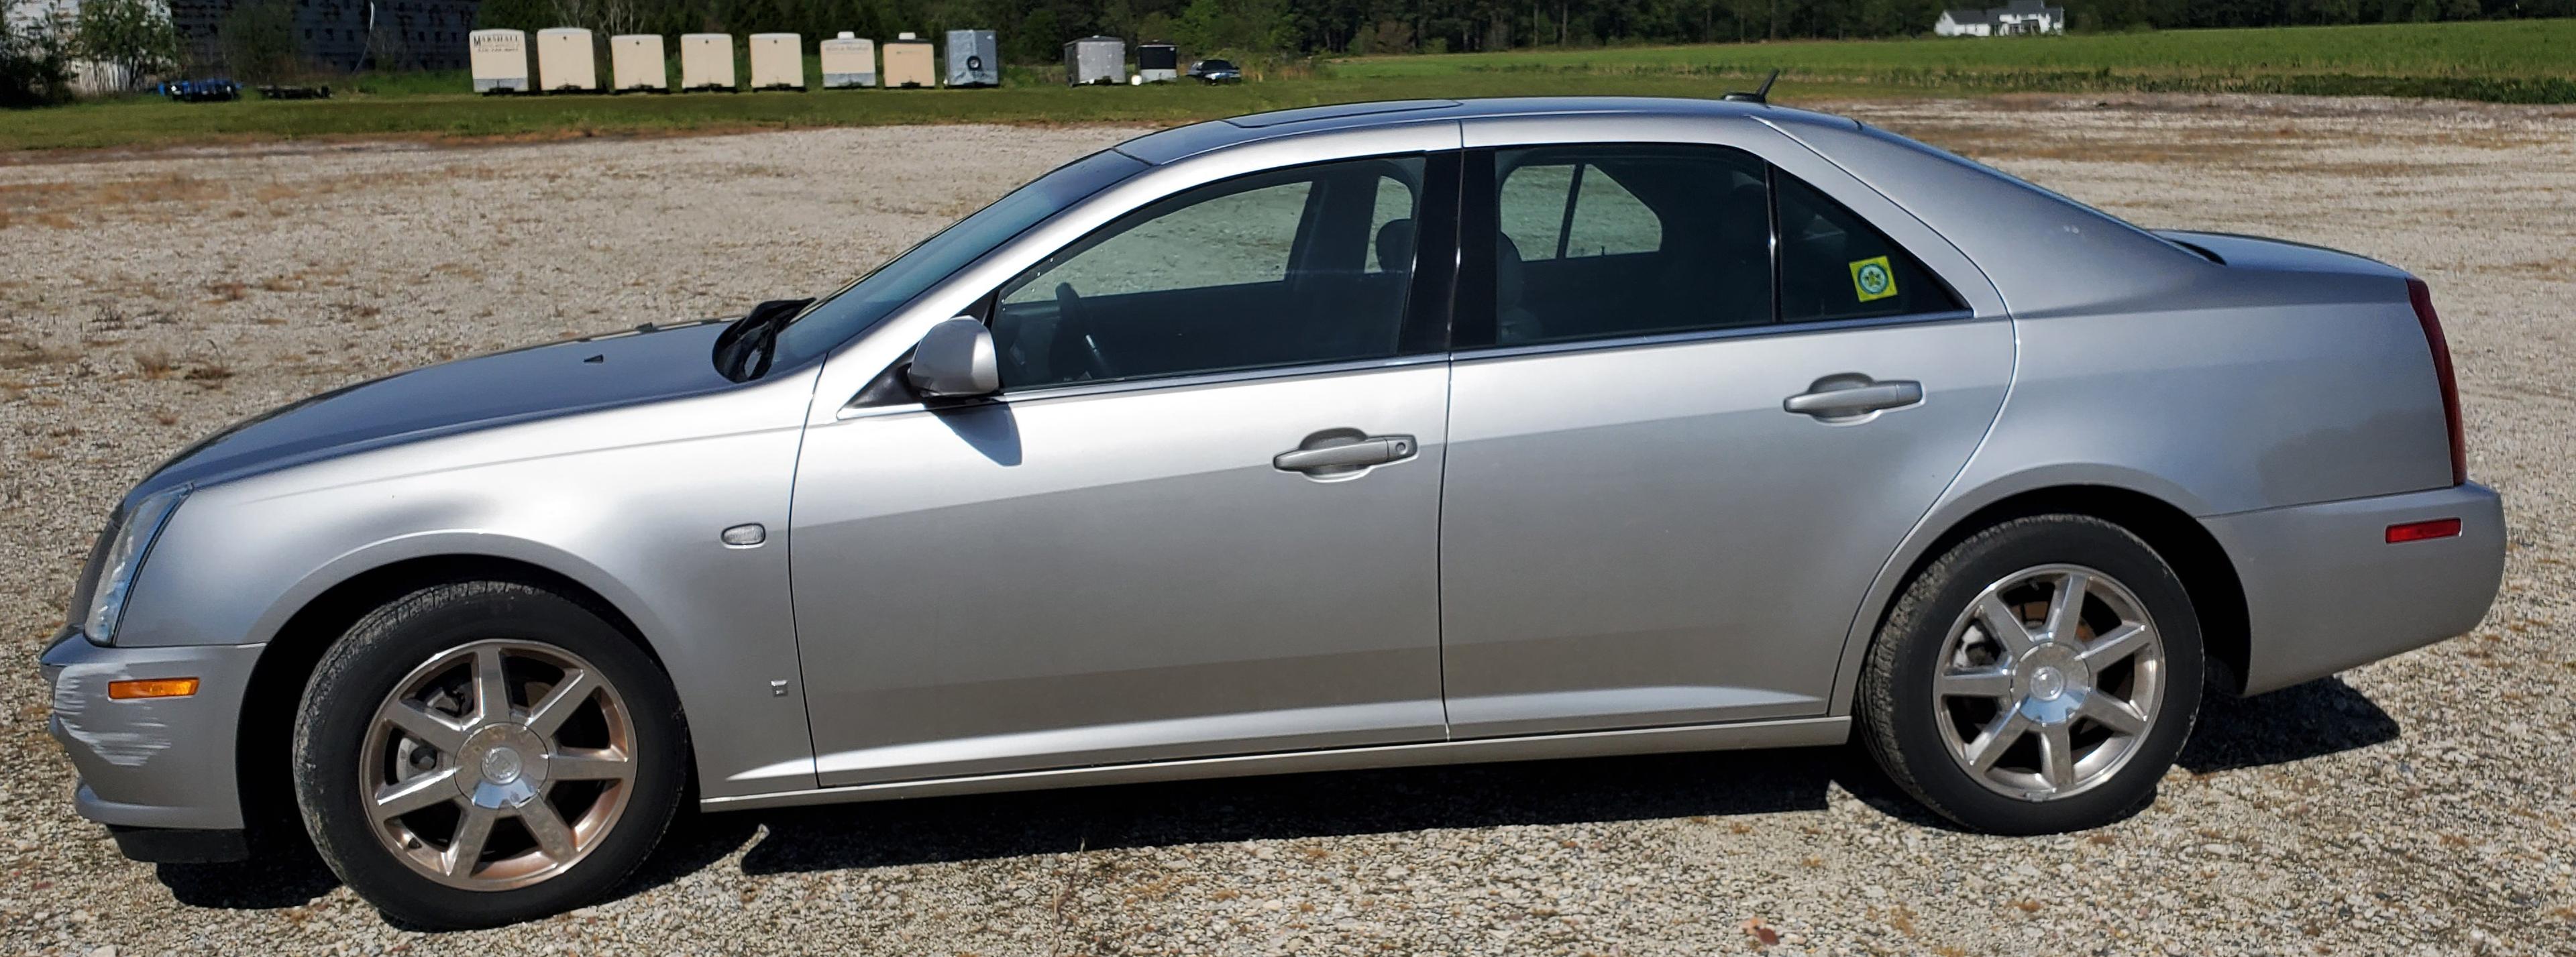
135;319;743;498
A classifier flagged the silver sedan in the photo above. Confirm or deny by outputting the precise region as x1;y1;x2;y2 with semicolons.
41;97;2504;927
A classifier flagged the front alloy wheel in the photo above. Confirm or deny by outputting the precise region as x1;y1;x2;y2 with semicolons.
363;640;638;889
294;581;686;928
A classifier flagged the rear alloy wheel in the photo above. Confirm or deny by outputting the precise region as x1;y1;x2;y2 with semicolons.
294;581;686;928
1930;565;2167;802
1860;515;2203;834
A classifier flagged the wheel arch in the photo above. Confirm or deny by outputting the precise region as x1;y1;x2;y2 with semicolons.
233;552;670;848
1836;482;2253;714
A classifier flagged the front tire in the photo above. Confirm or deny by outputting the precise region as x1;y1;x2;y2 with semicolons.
1859;515;2203;834
292;581;687;928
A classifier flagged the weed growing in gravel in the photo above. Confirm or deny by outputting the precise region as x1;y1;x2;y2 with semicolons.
184;358;235;384
0;336;68;369
131;348;176;378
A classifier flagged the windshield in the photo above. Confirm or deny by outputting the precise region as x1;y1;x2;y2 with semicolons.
768;149;1148;371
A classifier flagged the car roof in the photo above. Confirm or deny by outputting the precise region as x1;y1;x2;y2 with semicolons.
1113;97;1862;166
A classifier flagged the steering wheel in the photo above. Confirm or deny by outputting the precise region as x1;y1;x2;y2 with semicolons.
1055;282;1116;381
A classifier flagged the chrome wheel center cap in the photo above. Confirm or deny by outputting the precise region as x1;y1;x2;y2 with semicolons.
482;746;525;785
453;724;551;807
2029;667;2067;701
2011;644;2092;725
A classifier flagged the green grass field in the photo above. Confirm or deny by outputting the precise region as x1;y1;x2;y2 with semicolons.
1340;18;2576;78
7;18;2571;152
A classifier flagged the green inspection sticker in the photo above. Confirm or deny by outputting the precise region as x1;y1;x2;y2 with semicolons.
1849;256;1897;302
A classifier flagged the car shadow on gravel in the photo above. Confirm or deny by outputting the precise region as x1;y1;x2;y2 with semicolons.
153;841;339;911
2176;675;2400;774
146;678;2403;913
712;746;1856;877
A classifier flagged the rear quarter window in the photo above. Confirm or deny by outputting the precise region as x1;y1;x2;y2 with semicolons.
1775;174;1962;323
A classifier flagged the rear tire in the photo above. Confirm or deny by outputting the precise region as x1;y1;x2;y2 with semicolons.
1859;515;2202;834
292;581;687;928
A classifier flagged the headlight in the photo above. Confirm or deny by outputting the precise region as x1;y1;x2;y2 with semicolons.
81;484;189;644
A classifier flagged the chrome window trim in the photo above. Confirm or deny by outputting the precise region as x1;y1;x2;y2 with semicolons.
835;353;1451;420
1450;309;1983;363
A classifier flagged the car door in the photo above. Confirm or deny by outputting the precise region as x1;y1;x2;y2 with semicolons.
1438;123;2015;738
790;151;1459;787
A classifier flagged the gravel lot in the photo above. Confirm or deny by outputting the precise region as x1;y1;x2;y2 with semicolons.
5;96;2573;955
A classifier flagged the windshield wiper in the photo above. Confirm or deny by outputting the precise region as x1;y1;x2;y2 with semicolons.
712;298;813;382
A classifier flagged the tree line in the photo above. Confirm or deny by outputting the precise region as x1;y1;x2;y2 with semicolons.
9;0;2573;105
471;0;2575;62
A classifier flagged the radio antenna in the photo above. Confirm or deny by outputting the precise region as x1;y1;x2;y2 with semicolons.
1723;69;1780;104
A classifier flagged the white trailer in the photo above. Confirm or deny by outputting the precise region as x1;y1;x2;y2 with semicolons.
749;33;805;91
610;34;667;93
1064;36;1123;86
468;29;529;94
820;32;877;89
680;34;735;92
535;27;597;93
1136;42;1178;83
881;32;935;88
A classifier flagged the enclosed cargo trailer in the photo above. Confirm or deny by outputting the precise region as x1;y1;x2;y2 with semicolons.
468;30;529;94
881;33;935;88
1065;36;1123;86
945;30;998;87
1136;42;1177;82
680;34;735;92
749;33;806;91
820;33;877;89
610;34;667;93
535;27;597;93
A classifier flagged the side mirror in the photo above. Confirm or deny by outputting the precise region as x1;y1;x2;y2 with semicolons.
905;317;1000;398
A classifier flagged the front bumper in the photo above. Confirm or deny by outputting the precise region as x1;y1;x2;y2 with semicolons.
2204;482;2506;695
40;627;262;834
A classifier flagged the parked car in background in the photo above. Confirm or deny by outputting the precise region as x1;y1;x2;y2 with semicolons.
1188;58;1243;82
42;97;2502;929
159;78;240;102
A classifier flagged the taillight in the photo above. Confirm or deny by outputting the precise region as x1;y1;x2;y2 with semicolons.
2406;278;2466;486
2385;518;2462;543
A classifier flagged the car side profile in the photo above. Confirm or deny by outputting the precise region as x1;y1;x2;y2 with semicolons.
42;97;2504;928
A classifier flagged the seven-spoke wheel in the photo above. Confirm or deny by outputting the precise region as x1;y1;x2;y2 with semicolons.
1932;565;2165;801
363;640;639;889
294;581;685;929
1860;515;2202;834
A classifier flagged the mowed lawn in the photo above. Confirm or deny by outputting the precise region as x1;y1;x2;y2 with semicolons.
6;18;2571;152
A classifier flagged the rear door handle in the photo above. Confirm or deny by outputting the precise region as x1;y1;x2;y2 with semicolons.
1275;433;1417;475
1783;376;1923;421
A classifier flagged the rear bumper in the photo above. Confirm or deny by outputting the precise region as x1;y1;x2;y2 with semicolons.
40;627;260;833
2205;483;2505;695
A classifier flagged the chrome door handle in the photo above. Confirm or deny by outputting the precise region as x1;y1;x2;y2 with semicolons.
1274;433;1416;474
1783;376;1923;420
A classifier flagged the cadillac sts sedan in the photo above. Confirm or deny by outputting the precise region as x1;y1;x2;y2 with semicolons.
42;98;2504;927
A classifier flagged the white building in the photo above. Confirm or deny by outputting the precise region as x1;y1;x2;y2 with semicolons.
1935;1;2067;36
8;0;143;93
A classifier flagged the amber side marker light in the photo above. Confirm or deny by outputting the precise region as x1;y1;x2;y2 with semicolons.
2386;518;2463;544
107;677;199;700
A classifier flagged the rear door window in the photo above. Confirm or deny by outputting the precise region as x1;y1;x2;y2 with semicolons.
1487;145;1772;346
